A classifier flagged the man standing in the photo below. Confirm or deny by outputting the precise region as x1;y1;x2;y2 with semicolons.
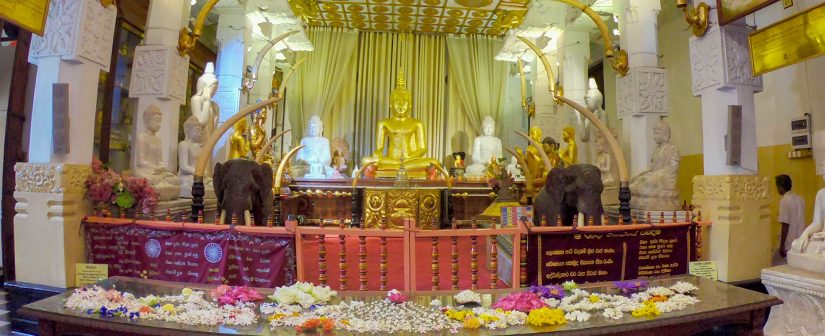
775;175;806;264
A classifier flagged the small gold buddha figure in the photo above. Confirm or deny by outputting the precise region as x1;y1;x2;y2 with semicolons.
228;118;251;160
516;126;547;180
559;126;578;166
361;73;440;178
250;105;273;164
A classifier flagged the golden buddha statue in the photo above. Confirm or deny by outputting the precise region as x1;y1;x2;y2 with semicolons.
250;106;273;164
559;126;578;166
228;118;251;160
516;126;547;181
361;73;440;178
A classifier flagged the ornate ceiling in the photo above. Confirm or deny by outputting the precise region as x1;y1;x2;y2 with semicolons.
287;0;531;35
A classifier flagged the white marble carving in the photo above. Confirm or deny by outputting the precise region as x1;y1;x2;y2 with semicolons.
689;28;724;95
723;27;763;89
129;45;189;100
762;265;825;336
178;116;215;199
134;105;181;201
629;119;680;210
465;116;504;178
29;0;116;71
295;116;333;179
190;62;220;139
789;161;825;273
690;25;762;96
616;67;668;118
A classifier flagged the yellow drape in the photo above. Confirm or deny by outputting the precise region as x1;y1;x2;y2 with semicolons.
446;35;508;152
286;28;359;144
353;32;447;161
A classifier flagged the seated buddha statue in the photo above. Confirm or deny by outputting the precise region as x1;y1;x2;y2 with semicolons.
134;105;181;201
630;119;680;210
361;73;440;178
228;118;251;160
465;116;503;179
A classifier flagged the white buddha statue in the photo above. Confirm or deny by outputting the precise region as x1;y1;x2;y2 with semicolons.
134;105;181;201
465;116;503;178
596;129;619;205
190;62;219;139
630;119;680;210
295;116;333;179
178;116;215;199
581;78;606;143
789;161;825;272
506;156;525;181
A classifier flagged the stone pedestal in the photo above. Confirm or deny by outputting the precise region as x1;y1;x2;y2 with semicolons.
13;163;90;288
692;175;771;282
762;265;825;335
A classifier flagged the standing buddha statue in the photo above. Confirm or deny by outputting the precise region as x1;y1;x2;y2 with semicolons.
559;126;578;167
250;105;273;164
228;118;251;160
361;72;440;178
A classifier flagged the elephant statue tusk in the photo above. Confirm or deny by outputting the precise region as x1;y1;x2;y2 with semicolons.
515;130;552;173
190;97;283;219
274;145;304;193
549;0;629;76
516;36;556;94
434;163;452;189
278;57;307;97
242;31;299;93
256;129;292;163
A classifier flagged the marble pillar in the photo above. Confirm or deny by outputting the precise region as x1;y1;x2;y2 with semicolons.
614;0;669;175
213;9;251;162
17;0;115;288
559;29;591;164
129;0;191;174
688;3;768;283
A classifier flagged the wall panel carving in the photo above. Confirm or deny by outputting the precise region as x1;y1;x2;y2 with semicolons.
14;163;90;195
616;67;667;118
692;175;769;201
29;0;116;71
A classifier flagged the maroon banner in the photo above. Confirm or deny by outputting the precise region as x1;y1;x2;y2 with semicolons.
85;222;296;287
527;224;694;285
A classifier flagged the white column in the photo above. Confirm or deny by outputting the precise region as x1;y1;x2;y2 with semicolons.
559;29;591;163
27;0;116;164
16;0;116;288
615;0;668;175
213;9;251;161
689;2;768;282
129;0;191;173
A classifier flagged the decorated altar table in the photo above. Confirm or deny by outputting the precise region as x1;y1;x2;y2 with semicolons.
21;275;780;336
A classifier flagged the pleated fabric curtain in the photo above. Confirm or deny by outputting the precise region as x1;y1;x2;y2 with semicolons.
445;35;508;150
286;27;359;144
352;32;447;163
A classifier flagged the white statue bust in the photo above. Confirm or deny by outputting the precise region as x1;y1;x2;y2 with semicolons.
506;156;525;181
581;78;606;143
595;128;618;188
791;161;825;258
190;62;219;139
178;116;216;199
629;119;680;210
295;116;333;179
135;105;180;201
465;116;504;178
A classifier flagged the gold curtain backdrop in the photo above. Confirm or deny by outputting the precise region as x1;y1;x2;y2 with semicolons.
286;28;509;166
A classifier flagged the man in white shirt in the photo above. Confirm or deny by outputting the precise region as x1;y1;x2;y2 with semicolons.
775;174;806;265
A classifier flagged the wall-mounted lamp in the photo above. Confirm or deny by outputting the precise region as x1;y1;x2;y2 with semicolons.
676;0;710;37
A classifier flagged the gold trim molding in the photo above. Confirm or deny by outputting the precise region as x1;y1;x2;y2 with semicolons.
14;163;90;195
692;175;769;201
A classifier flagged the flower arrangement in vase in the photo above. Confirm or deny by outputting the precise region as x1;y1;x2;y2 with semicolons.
84;160;159;216
485;158;515;201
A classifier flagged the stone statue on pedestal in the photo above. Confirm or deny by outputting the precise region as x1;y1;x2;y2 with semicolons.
630;119;680;210
134;105;180;201
331;137;350;178
190;62;219;139
596;128;619;205
178;116;215;199
465;116;503;178
791;161;825;261
295;116;333;179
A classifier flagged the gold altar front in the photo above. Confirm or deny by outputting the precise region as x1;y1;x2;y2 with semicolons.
364;188;440;229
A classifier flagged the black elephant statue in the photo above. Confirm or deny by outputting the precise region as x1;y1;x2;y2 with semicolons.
213;159;273;226
533;164;604;226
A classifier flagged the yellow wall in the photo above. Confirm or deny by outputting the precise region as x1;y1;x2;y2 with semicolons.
677;145;821;249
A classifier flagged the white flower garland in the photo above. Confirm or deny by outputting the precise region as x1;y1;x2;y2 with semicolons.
454;289;482;304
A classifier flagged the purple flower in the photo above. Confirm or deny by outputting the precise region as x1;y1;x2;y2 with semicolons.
529;285;565;299
614;279;649;294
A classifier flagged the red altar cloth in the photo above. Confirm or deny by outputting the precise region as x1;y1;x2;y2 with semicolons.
84;218;296;288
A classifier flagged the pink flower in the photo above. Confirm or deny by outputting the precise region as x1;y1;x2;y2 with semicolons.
387;289;407;303
492;292;546;313
210;285;264;306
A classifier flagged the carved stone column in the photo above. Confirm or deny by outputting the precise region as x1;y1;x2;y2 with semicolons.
14;163;90;287
27;0;116;164
693;175;771;282
129;0;191;173
614;0;668;175
762;265;825;335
